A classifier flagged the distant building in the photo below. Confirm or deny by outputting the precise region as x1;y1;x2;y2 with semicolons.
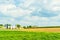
10;25;16;29
4;24;16;29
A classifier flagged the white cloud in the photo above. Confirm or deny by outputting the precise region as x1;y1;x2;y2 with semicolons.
0;0;36;18
0;0;14;4
51;6;60;11
0;4;16;13
19;16;49;26
6;8;32;17
0;4;32;18
20;0;35;8
0;17;16;24
43;0;60;12
52;0;60;5
0;0;60;26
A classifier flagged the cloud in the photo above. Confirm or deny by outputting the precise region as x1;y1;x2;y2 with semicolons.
0;0;14;4
3;7;32;17
0;4;16;12
0;17;15;24
0;4;32;18
44;0;60;12
19;16;49;26
0;0;60;26
0;0;36;18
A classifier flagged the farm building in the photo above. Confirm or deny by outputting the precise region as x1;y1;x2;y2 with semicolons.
4;24;16;29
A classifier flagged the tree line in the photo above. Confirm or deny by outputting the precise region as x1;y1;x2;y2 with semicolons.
1;24;59;29
0;24;38;29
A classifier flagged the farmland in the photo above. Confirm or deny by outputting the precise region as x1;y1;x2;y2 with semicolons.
1;28;60;32
0;26;60;40
0;28;60;40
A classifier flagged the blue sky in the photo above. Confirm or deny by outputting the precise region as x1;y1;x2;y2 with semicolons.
0;0;60;26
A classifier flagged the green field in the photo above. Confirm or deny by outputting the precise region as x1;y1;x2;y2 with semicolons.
0;31;60;40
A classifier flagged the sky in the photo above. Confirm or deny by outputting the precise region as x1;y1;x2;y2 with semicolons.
0;0;60;26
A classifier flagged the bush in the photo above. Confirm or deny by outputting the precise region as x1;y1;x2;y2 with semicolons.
27;25;32;28
0;24;3;28
16;24;21;29
23;26;27;29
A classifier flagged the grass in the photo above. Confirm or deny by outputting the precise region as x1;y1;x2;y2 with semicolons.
0;26;60;40
0;31;60;40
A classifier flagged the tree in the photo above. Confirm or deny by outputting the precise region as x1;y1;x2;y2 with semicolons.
16;24;21;29
23;26;27;29
27;25;32;28
4;24;11;29
0;24;3;26
0;24;3;28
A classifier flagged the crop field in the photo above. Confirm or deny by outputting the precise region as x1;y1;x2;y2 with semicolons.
0;30;60;40
1;28;60;32
21;28;60;32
